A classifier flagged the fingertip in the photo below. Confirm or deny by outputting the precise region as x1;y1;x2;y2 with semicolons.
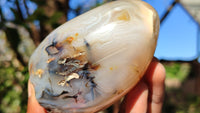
154;62;166;84
120;81;148;113
145;58;166;85
27;80;46;113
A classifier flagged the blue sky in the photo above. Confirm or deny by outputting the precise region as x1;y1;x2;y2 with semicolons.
155;4;199;61
143;0;199;61
1;0;199;62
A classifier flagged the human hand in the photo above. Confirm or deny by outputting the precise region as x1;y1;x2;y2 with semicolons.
27;58;165;113
27;80;46;113
119;58;165;113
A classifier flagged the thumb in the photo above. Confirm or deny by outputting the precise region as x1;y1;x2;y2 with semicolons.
27;80;46;113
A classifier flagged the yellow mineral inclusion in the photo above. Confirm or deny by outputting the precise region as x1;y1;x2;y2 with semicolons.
66;36;74;44
75;33;79;37
109;66;118;71
117;11;130;21
46;57;56;63
63;33;79;44
35;69;44;78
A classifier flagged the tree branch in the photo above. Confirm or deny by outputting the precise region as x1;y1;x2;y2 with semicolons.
23;0;30;16
160;0;179;24
16;0;25;21
0;6;5;22
4;27;27;66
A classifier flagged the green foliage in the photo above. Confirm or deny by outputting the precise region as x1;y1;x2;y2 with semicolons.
164;62;191;82
47;12;64;28
27;7;48;22
0;62;29;113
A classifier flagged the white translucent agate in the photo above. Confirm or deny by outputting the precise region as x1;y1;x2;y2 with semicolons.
29;0;159;112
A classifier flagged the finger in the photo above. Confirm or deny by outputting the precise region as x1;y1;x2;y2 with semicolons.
144;58;166;113
27;80;46;113
119;81;148;113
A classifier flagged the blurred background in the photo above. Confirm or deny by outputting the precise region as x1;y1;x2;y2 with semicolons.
0;0;200;113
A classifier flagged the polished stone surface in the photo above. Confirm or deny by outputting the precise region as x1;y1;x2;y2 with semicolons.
29;0;159;112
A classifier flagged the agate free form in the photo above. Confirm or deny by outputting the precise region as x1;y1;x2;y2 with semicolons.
29;0;160;112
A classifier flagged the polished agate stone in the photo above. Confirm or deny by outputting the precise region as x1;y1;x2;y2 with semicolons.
28;0;159;112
